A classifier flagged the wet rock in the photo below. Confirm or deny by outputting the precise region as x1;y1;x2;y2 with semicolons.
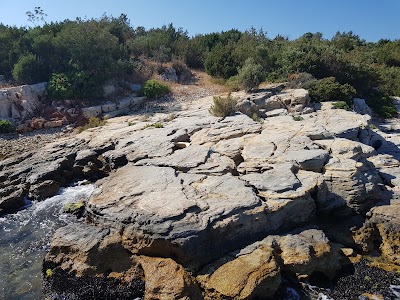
329;259;400;300
28;180;60;201
63;200;85;217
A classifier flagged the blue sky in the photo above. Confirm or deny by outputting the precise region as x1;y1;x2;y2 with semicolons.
0;0;399;41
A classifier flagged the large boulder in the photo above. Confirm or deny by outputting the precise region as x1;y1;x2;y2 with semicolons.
198;229;343;299
363;204;400;264
353;98;372;115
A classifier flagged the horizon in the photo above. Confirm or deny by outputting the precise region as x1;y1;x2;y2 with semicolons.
0;0;400;42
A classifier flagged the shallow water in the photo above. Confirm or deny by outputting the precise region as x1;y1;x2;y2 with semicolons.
0;184;96;300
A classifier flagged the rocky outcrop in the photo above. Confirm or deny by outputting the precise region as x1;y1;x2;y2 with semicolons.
353;98;372;115
81;95;146;118
0;82;47;122
197;229;344;299
2;87;400;298
354;204;400;265
236;88;311;118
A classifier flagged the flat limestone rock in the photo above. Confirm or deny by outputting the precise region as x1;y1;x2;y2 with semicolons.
241;164;300;193
86;163;318;269
87;165;265;267
134;144;210;170
283;149;329;172
190;114;262;145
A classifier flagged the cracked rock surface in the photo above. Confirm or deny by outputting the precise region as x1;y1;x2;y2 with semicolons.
2;88;400;299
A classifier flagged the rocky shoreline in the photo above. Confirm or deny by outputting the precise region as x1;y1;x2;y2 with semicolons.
0;127;71;159
1;85;400;299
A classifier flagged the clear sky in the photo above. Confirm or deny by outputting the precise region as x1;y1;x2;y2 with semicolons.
0;0;399;41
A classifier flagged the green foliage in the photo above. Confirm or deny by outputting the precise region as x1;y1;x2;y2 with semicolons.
292;115;304;121
225;75;241;92
153;122;164;128
332;101;351;110
378;66;400;96
237;57;263;92
48;73;73;100
77;117;106;133
209;93;237;117
205;45;239;79
0;120;15;134
63;200;85;215
365;90;397;118
143;122;163;129
308;77;356;102
0;17;399;118
251;112;263;123
140;79;171;98
45;269;53;278
12;53;46;84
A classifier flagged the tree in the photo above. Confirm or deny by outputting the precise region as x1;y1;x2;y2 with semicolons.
12;53;46;84
238;57;264;92
26;7;47;26
205;44;239;79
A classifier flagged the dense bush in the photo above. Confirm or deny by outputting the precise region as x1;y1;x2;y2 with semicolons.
205;45;239;79
139;79;171;98
12;53;46;84
237;57;263;92
225;75;241;91
0;120;15;134
0;16;399;118
209;93;237;117
48;73;73;100
308;77;356;102
365;90;397;118
378;66;400;96
332;101;351;110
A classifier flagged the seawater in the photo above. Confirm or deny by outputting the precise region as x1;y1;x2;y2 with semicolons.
0;184;96;300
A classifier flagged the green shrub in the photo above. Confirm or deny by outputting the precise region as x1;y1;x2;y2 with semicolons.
332;101;351;110
378;66;400;97
365;90;397;118
309;77;356;102
205;44;239;79
153;122;163;128
292;115;304;121
225;75;241;92
143;122;164;129
48;73;73;100
140;79;171;98
0;119;15;134
237;57;264;92
12;53;46;84
77;117;106;133
209;93;237;117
